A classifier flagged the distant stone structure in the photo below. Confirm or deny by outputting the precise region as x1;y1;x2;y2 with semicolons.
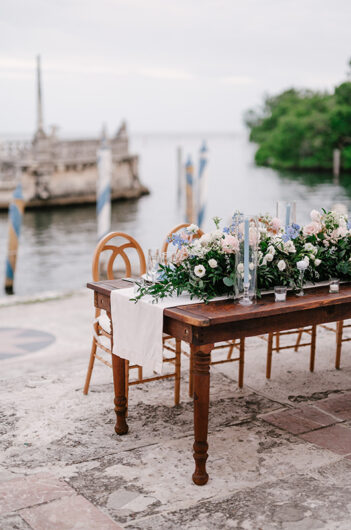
0;56;148;209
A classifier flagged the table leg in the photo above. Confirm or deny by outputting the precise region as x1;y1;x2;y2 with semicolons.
192;344;213;486
112;354;129;435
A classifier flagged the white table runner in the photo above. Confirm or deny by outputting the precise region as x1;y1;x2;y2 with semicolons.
110;287;228;374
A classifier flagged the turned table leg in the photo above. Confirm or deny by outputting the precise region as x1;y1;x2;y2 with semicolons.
192;344;213;486
112;354;129;435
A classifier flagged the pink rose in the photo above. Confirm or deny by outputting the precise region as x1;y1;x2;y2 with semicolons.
269;217;281;234
174;247;188;264
221;234;239;253
303;222;321;237
249;227;259;246
310;210;321;222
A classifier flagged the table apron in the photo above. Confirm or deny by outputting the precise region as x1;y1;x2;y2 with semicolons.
167;302;351;345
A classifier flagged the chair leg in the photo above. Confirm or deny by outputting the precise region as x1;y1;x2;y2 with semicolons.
309;325;317;372
294;329;304;352
174;339;181;405
226;340;236;360
275;332;280;353
238;338;245;388
125;360;129;417
335;321;344;369
83;337;97;395
266;333;273;379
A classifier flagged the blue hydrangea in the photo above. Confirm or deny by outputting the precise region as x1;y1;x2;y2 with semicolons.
282;224;301;242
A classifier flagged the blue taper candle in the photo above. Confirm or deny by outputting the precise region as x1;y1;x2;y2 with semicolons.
285;203;291;230
244;218;249;284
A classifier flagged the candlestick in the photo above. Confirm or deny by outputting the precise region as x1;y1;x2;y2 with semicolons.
285;203;291;230
244;218;249;284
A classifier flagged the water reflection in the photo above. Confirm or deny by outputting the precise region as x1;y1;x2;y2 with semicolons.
1;133;351;297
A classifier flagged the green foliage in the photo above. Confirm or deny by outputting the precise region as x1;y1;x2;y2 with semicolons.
246;80;351;171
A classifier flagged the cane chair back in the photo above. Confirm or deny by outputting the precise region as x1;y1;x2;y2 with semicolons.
161;223;204;254
84;232;181;406
162;223;246;393
92;231;146;282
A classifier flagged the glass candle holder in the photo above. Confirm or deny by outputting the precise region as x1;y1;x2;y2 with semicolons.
274;286;287;302
296;259;308;297
329;279;340;293
237;215;259;306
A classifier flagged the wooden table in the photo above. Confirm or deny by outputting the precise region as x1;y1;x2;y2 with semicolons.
87;279;351;485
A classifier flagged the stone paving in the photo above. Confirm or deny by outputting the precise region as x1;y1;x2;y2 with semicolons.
1;291;351;529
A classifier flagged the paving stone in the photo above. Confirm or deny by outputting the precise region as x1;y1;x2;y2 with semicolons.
299;424;351;455
0;514;32;530
316;392;351;420
0;473;74;516
262;405;341;434
20;495;123;530
124;459;351;529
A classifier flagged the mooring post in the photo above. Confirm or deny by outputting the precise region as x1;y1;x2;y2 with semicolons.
333;148;341;179
197;141;208;229
185;155;195;224
5;175;25;295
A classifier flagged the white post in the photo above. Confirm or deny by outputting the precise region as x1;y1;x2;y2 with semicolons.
333;148;341;178
96;130;112;240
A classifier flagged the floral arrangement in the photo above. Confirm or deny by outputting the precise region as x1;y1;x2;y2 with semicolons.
257;209;351;291
134;218;239;302
134;209;351;303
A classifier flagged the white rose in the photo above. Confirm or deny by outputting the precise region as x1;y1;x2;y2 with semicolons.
210;229;223;240
267;245;275;255
249;262;254;271
310;209;321;222
304;242;316;253
315;259;321;266
194;265;206;278
303;256;310;265
199;233;211;246
186;224;199;234
208;258;217;268
297;260;308;271
237;263;244;273
284;241;296;253
266;253;274;262
277;260;286;271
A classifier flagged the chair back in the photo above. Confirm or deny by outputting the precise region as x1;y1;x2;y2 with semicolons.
92;232;146;281
161;223;204;254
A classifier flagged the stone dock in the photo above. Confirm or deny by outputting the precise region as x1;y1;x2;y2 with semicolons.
1;291;351;529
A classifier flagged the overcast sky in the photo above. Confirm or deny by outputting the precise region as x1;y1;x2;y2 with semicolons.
1;0;350;136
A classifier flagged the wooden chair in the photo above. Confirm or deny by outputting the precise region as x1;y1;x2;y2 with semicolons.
321;320;351;369
265;326;317;379
162;223;246;394
83;231;181;407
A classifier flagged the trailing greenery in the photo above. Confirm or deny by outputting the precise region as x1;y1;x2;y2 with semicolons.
245;62;351;171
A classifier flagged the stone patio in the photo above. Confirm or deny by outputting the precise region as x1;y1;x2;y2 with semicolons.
1;291;351;529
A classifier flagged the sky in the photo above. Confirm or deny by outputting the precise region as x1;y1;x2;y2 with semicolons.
0;0;351;136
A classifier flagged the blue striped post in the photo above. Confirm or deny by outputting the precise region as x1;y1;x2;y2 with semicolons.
96;136;112;240
185;156;195;223
5;182;25;294
197;141;208;228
